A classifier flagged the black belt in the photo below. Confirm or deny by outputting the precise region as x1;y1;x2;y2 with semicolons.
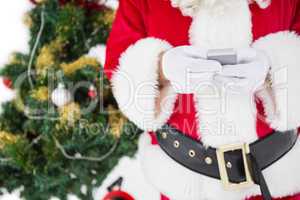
156;124;298;200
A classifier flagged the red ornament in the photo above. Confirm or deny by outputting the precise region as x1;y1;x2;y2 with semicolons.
102;190;135;200
3;77;13;89
88;85;97;99
102;177;134;200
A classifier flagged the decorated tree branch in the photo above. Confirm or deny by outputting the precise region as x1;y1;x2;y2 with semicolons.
0;0;139;199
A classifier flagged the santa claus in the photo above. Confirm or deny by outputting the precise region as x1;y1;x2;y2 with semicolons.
104;0;300;199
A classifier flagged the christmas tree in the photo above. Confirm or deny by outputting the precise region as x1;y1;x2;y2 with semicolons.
0;0;139;199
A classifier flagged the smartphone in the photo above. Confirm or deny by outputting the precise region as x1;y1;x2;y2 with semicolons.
207;48;237;65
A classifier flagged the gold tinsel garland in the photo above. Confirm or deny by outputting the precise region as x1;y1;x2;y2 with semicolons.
35;39;64;76
59;102;81;125
31;86;49;101
103;9;116;27
61;56;99;75
0;131;19;150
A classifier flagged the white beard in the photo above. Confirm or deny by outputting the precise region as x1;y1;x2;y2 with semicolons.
189;0;252;50
170;0;271;17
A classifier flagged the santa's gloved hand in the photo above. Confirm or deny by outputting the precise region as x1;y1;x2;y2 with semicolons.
161;46;222;94
170;0;200;16
213;48;270;93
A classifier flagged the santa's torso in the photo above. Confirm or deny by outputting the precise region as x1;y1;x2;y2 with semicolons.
105;0;300;199
135;1;300;199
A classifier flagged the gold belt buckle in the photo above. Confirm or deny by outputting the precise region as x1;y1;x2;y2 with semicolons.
216;143;254;190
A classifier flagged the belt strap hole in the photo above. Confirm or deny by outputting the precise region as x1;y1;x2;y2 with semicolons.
174;140;180;148
205;157;213;165
189;150;196;158
161;132;167;139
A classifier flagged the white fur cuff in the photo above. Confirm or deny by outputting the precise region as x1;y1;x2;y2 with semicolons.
253;31;300;131
111;38;177;131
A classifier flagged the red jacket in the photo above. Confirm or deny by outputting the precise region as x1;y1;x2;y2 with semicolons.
105;0;300;199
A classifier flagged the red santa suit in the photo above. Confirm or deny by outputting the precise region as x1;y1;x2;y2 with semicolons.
104;0;300;199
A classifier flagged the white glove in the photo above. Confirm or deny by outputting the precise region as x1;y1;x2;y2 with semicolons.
214;48;270;93
161;46;222;94
170;0;200;16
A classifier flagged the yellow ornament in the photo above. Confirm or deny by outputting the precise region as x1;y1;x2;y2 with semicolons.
0;131;19;150
61;56;99;75
59;103;81;125
31;86;49;101
108;105;127;138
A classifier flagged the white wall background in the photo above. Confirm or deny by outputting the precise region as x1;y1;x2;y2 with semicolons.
0;0;31;105
0;0;31;67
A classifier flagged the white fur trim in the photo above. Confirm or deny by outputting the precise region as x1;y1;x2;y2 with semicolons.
169;0;271;17
189;0;253;49
253;31;300;131
193;87;259;147
256;85;277;127
139;133;300;199
170;0;201;17
111;38;177;131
